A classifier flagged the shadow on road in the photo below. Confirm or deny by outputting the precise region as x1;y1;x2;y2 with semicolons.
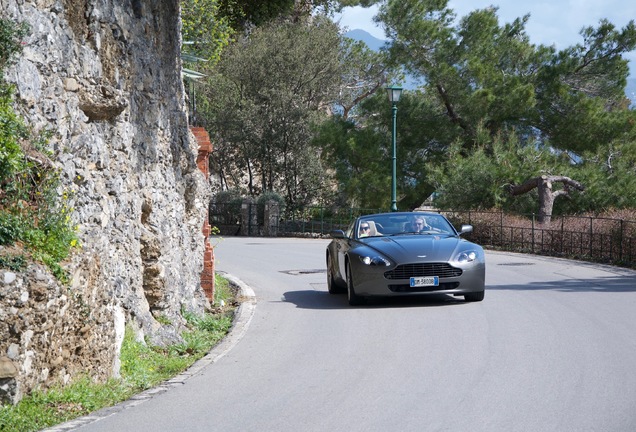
281;289;468;310
488;275;636;293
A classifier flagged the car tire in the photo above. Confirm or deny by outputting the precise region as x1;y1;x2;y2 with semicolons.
464;291;485;302
346;262;364;306
327;254;344;294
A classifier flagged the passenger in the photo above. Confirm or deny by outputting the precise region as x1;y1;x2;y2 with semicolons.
359;222;371;237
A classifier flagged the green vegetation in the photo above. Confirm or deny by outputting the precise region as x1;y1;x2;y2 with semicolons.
0;20;28;84
181;0;235;63
191;1;636;216
373;0;636;213
202;17;348;211
0;252;26;271
0;18;78;281
0;275;237;432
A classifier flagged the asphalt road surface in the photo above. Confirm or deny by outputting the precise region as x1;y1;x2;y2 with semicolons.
66;236;636;432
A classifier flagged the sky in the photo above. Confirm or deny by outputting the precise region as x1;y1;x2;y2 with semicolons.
335;0;636;77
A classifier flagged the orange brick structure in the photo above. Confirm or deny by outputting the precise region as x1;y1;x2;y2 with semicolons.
191;126;215;300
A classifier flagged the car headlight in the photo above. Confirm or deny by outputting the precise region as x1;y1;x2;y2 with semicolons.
456;250;478;263
360;255;391;266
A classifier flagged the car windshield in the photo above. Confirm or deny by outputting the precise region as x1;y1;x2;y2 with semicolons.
356;213;456;238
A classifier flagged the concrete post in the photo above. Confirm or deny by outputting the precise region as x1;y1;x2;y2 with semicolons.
263;200;280;236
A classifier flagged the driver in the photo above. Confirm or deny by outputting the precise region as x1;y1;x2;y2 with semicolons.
409;216;430;232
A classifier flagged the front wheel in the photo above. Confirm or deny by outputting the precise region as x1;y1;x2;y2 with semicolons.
464;291;485;302
346;262;364;306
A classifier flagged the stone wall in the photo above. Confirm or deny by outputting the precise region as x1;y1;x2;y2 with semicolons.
0;0;211;404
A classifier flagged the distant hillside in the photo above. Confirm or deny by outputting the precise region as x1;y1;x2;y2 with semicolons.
344;29;387;51
345;29;636;103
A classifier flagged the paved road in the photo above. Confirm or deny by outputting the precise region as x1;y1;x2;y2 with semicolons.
68;236;636;432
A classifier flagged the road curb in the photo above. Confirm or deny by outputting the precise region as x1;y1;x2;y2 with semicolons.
43;273;256;431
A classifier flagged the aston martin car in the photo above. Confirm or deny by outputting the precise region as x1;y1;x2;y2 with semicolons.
326;212;485;305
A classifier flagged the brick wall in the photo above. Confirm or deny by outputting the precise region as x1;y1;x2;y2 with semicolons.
191;127;215;300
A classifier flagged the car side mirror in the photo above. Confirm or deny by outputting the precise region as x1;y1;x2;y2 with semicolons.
330;229;346;239
459;224;473;235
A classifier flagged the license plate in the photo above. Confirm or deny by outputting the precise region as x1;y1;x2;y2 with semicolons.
410;276;439;287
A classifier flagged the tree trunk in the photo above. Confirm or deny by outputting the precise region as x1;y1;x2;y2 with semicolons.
537;178;556;224
508;175;585;224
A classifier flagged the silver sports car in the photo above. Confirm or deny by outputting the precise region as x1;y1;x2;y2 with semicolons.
326;212;486;305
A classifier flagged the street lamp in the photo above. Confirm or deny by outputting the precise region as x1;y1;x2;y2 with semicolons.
386;85;402;212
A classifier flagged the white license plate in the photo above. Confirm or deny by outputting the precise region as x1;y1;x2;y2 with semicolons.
410;276;439;287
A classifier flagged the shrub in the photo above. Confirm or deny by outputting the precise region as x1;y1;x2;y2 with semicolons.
0;18;78;279
0;20;29;72
0;253;26;271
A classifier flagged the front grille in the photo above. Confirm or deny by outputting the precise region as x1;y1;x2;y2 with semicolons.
389;282;460;292
384;263;462;279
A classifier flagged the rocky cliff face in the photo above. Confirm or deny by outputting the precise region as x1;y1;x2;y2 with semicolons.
0;0;210;404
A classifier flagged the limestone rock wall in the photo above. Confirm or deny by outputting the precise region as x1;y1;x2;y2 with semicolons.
0;0;211;403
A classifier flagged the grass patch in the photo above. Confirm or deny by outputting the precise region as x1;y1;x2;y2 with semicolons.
0;377;131;432
214;272;233;305
0;274;239;432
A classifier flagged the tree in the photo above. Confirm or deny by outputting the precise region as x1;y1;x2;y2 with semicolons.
315;90;449;210
425;128;582;212
201;17;343;209
312;112;389;209
377;0;636;154
369;0;636;213
220;0;293;26
424;126;636;216
336;0;379;7
565;140;636;212
213;0;383;30
181;0;235;63
335;38;392;120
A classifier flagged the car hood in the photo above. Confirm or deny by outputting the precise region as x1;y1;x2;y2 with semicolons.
364;234;466;262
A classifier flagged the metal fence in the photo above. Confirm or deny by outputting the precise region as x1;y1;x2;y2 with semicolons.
277;207;384;237
209;202;382;237
209;202;636;269
209;201;242;236
439;210;636;268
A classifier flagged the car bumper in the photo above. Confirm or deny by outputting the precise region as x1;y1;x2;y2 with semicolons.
352;261;485;297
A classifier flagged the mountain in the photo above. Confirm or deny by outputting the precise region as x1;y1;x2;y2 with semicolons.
344;29;387;51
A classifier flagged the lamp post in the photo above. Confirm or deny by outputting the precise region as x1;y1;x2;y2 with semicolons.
386;85;402;212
